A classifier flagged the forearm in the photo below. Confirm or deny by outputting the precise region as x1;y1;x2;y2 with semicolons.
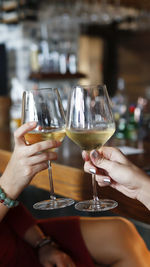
23;224;49;248
0;203;9;222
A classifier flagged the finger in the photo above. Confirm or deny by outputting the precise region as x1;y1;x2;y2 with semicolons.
31;162;49;176
98;146;130;165
25;140;61;157
66;262;76;267
89;150;133;185
82;150;90;161
95;175;112;187
54;253;75;267
67;259;76;267
84;161;106;176
61;254;76;267
28;151;57;165
89;150;123;176
56;259;75;267
14;122;37;145
84;161;97;174
44;263;53;267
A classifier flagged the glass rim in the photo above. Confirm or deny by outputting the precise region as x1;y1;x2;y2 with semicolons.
24;88;58;92
73;84;107;89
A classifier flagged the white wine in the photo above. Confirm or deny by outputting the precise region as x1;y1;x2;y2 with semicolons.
66;128;115;151
25;128;66;145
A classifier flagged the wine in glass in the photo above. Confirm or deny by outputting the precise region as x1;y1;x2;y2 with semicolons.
22;88;75;210
66;84;118;212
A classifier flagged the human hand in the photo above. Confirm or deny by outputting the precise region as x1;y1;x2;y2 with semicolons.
83;147;150;204
0;122;61;200
38;243;76;267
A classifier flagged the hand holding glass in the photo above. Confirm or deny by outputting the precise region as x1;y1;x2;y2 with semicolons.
66;84;118;212
22;88;74;210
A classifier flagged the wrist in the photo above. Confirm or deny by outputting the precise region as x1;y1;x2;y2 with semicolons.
24;225;48;248
0;176;20;200
24;224;58;250
34;236;53;249
0;186;19;208
137;176;150;210
35;236;59;255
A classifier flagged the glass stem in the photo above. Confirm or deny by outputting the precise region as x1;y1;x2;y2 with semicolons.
48;160;56;200
92;174;99;202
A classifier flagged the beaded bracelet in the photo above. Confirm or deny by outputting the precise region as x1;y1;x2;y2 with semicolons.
0;187;19;208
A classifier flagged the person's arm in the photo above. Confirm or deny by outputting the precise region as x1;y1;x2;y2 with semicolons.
5;203;49;248
0;122;61;222
21;222;76;267
83;147;150;210
23;224;76;266
4;203;75;267
0;122;76;266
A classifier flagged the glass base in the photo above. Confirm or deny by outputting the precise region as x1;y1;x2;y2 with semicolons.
75;199;118;212
33;198;75;210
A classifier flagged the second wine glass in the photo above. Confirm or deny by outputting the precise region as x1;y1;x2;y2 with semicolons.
22;88;75;210
66;84;118;212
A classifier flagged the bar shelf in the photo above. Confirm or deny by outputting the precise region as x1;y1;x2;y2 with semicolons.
29;72;87;81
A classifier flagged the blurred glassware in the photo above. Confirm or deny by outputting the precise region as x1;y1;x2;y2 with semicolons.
30;28;40;73
38;23;50;73
112;78;127;122
27;0;143;77
97;0;113;25
112;78;128;140
10;78;23;132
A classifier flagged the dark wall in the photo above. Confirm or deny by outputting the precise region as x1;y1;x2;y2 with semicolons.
0;44;8;95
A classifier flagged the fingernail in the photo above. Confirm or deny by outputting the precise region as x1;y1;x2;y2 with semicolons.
89;168;96;174
91;150;99;159
82;151;86;160
56;141;61;146
29;121;36;126
51;140;61;147
103;178;111;184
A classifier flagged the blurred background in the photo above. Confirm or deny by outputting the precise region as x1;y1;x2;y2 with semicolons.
0;0;150;147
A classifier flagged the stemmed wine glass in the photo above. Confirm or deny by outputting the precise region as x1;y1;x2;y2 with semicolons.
66;84;118;212
21;88;75;210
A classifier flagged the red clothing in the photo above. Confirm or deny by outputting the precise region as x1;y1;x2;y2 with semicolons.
0;204;94;267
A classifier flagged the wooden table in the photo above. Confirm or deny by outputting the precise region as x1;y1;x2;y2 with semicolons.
0;127;150;224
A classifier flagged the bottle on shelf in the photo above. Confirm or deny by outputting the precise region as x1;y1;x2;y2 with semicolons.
144;86;150;141
59;39;67;74
38;23;50;73
68;40;77;74
10;78;23;132
134;96;148;141
49;38;60;73
125;104;138;141
30;29;40;73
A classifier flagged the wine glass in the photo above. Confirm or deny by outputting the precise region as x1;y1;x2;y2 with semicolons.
21;88;75;210
66;84;118;212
